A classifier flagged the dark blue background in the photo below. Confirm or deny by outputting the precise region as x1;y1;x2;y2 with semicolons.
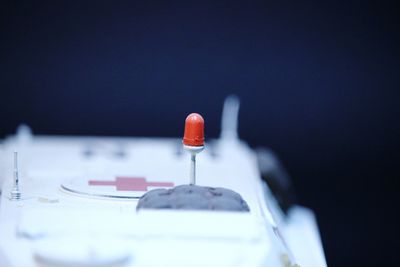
1;1;399;266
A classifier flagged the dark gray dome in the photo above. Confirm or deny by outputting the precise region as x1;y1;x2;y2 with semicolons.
137;185;250;212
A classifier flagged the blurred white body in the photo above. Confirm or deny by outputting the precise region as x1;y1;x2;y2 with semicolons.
0;98;327;267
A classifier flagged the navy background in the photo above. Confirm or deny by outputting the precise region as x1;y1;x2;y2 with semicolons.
1;1;399;266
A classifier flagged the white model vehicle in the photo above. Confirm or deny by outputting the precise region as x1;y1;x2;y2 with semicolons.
0;96;326;267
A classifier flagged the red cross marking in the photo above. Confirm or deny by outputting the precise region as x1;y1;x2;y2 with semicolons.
88;177;174;191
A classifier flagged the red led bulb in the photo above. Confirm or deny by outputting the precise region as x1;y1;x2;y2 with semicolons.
183;113;205;147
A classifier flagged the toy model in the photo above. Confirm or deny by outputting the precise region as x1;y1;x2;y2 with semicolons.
0;96;327;267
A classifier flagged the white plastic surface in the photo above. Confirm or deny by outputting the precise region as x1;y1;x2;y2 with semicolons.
0;133;327;267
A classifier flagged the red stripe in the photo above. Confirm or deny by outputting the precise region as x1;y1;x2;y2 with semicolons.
88;180;116;186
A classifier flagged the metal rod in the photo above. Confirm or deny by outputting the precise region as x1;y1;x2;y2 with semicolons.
190;154;196;185
10;151;21;201
13;151;18;187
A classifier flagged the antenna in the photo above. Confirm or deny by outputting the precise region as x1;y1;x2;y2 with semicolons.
183;113;205;185
220;95;240;140
10;151;21;201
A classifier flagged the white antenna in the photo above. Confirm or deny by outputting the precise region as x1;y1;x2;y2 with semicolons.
220;95;240;140
10;151;21;201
